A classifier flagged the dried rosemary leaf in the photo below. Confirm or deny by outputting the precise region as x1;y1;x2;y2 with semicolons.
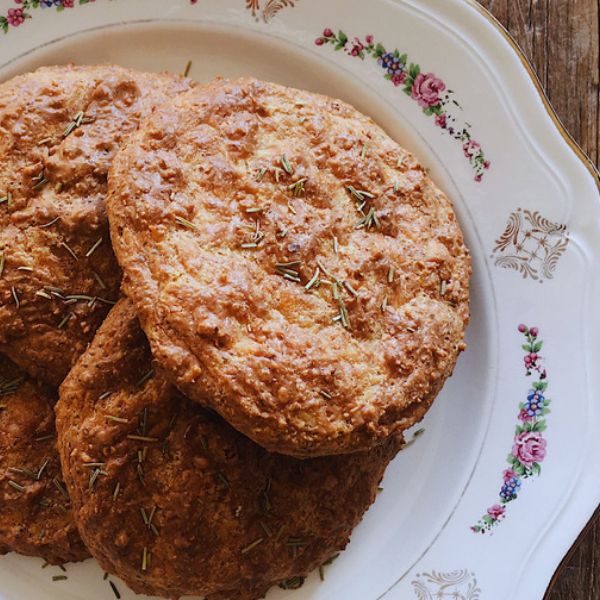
135;369;155;388
281;154;294;175
241;538;264;554
109;580;121;599
86;238;103;258
8;480;25;492
60;242;78;261
174;216;199;231
11;287;19;308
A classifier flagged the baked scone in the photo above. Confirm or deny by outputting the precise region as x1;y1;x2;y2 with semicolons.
0;352;88;565
107;77;471;457
0;64;194;386
56;299;402;600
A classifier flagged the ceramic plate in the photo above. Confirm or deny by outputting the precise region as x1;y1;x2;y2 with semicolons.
1;1;599;599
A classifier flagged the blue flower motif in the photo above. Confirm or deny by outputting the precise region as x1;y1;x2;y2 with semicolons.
525;389;545;417
377;52;405;76
500;476;521;500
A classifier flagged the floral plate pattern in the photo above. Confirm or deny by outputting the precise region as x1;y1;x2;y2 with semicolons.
0;1;599;600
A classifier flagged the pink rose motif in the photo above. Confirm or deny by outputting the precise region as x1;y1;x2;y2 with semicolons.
411;72;446;109
512;431;547;468
7;7;25;26
365;35;374;44
62;0;74;6
487;504;506;521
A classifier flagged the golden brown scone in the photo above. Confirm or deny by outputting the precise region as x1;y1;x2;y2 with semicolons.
0;352;89;564
0;64;195;386
56;299;402;600
107;77;471;458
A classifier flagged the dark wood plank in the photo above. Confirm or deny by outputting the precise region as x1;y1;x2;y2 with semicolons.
476;1;600;598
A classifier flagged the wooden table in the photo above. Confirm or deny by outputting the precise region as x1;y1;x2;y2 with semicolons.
476;1;599;598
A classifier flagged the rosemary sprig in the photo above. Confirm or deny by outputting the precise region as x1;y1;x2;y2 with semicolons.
86;238;103;258
141;547;150;571
63;111;93;138
279;576;305;590
304;267;320;292
0;375;22;397
11;287;19;308
60;241;78;261
8;480;25;492
32;168;48;190
57;313;73;329
288;178;307;197
109;581;121;599
281;154;294;175
241;538;264;554
135;369;154;388
0;192;12;207
319;553;340;581
174;216;199;231
275;261;302;282
52;478;70;499
93;271;107;290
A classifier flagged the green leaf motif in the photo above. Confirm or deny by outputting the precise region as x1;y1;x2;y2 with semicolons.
533;341;543;352
514;463;527;477
408;63;420;79
338;30;347;45
532;462;542;476
506;453;519;468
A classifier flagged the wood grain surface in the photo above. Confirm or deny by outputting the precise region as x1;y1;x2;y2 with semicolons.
476;1;600;598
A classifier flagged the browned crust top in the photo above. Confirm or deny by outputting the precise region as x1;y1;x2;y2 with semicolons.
0;64;194;386
108;77;471;457
56;299;401;600
0;352;88;564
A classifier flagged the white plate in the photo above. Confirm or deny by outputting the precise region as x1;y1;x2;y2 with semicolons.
1;1;599;599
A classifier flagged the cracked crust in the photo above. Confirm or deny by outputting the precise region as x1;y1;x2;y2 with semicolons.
0;64;194;386
107;77;471;457
56;299;402;600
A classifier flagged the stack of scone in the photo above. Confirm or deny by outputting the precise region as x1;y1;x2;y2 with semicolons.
0;64;471;599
